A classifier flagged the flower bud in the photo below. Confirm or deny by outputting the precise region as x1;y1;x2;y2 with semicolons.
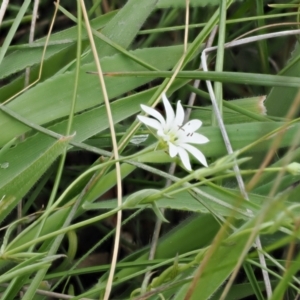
286;162;300;175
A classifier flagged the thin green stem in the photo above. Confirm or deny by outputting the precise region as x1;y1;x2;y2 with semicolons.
21;3;83;298
256;0;270;76
212;0;227;125
138;12;299;34
5;208;121;256
103;70;300;88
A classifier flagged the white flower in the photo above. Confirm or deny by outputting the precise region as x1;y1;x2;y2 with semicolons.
137;93;209;171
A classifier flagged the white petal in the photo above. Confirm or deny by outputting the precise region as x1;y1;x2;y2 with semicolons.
168;142;178;157
158;130;170;142
140;104;165;127
137;115;163;131
180;143;208;167
177;147;192;170
178;132;209;145
175;100;184;126
162;93;175;129
182;120;202;133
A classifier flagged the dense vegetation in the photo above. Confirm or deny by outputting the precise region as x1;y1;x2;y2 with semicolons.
1;0;300;299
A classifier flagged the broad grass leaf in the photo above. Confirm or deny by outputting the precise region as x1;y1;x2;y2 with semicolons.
135;122;300;160
190;96;268;125
157;0;242;8
0;134;72;224
0;12;117;80
0;45;184;146
81;0;158;63
0;43;78;102
210;281;274;300
265;41;300;117
172;234;251;300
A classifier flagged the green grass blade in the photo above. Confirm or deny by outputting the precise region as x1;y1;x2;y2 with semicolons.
0;135;72;224
0;0;31;65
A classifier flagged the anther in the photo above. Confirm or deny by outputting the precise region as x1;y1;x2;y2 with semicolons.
178;124;185;131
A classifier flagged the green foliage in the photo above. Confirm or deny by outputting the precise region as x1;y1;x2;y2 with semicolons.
0;134;72;223
156;0;242;8
265;41;300;117
0;0;300;299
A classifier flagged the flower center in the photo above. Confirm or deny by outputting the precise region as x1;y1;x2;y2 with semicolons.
160;129;178;144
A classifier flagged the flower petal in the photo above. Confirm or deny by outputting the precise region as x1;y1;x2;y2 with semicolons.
162;93;175;129
168;142;178;157
178;132;209;145
182;120;202;133
177;147;192;170
175;100;184;126
180;143;208;167
157;130;170;142
140;104;165;126
137;115;163;131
